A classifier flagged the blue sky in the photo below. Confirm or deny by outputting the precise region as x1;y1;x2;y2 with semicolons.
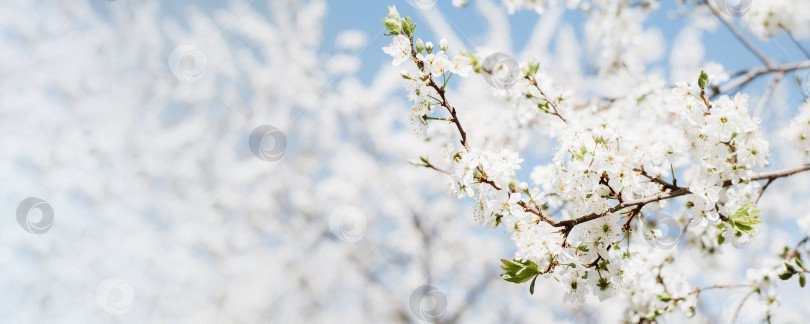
321;0;809;85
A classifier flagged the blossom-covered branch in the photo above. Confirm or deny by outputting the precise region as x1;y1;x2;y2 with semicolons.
380;1;810;322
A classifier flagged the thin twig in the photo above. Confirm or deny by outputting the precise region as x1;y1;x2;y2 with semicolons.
705;1;770;66
733;291;756;324
785;236;809;260
526;75;567;123
755;178;774;203
634;167;681;192
714;61;806;98
753;72;785;117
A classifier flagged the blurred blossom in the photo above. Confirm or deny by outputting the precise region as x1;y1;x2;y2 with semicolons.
2;0;810;323
335;30;369;51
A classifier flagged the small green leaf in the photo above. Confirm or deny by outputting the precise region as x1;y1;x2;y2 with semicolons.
779;246;790;259
529;274;539;295
570;146;587;161
500;259;541;284
657;292;672;302
800;273;807;288
645;309;661;320
525;56;539;77
537;102;550;113
796;258;804;268
729;201;763;235
779;272;794;280
785;263;797;275
698;70;709;90
382;17;402;35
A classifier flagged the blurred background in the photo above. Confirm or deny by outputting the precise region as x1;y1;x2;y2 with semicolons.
1;0;809;323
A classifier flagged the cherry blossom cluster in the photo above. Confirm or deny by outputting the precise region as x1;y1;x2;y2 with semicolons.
743;0;810;40
382;6;473;136
672;73;769;230
782;100;810;157
624;256;698;321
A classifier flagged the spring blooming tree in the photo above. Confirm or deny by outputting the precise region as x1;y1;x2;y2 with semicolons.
382;1;810;322
0;0;603;323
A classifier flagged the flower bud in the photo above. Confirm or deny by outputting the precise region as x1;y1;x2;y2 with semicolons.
415;38;425;54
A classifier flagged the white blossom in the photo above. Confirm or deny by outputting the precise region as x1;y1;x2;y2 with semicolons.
382;35;411;66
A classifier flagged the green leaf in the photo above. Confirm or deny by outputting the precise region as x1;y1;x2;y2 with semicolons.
382;17;402;35
529;274;539;295
525;56;539;77
728;201;763;235
779;271;794;280
537;102;550;113
800;273;807;288
779;246;790;259
786;263;797;274
645;309;661;320
796;258;804;268
460;50;482;74
570;146;587;161
698;70;709;90
500;259;541;284
657;292;672;302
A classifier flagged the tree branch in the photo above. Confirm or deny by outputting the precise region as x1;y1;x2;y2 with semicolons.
526;75;567;123
521;164;810;228
408;35;469;150
715;61;807;98
705;1;770;66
